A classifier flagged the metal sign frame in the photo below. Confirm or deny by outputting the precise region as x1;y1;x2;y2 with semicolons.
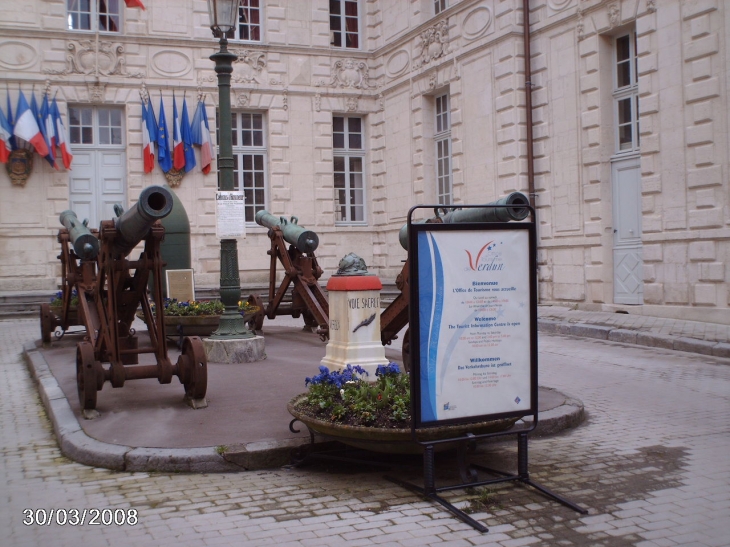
408;207;538;432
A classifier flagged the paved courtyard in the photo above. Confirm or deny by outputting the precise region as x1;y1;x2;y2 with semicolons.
1;317;729;546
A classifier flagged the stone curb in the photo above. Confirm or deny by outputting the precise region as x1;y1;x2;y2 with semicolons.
22;340;585;473
539;319;730;359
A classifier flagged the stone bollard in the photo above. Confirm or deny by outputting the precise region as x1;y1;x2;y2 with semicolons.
320;273;389;381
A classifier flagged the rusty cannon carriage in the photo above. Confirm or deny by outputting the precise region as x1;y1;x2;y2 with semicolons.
41;186;207;412
380;192;531;370
247;211;330;340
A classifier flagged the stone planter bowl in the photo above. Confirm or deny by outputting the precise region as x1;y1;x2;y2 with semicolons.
287;394;518;454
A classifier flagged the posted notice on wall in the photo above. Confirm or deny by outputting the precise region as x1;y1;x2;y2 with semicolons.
215;191;246;239
415;227;533;425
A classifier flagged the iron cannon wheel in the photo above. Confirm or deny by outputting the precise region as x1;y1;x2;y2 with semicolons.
40;303;55;344
76;341;99;410
180;336;207;400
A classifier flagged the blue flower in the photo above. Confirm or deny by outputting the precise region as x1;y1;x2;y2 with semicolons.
375;363;401;377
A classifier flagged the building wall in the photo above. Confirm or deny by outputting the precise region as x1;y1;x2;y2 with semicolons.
0;0;727;323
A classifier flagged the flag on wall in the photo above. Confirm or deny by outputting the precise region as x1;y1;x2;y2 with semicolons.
40;94;57;169
141;100;156;174
157;97;172;173
191;100;212;175
180;98;196;173
51;97;73;169
124;0;146;9
6;92;16;151
0;106;12;163
30;91;53;165
172;94;185;171
13;91;49;157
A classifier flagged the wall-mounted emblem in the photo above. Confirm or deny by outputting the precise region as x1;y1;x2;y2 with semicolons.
6;149;33;186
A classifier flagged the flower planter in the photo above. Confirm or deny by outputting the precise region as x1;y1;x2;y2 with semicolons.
287;394;518;454
50;306;80;325
162;312;258;338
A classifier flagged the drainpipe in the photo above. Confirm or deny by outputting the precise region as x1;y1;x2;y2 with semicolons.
523;0;536;210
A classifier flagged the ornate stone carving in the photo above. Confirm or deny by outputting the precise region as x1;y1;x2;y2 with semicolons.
87;82;106;103
164;168;184;188
43;40;144;78
346;96;358;112
282;88;288;111
547;0;572;11
230;49;266;84
330;58;372;89
647;0;656;13
608;4;620;28
5;149;33;186
314;91;321;112
413;20;449;70
576;7;584;40
235;90;251;107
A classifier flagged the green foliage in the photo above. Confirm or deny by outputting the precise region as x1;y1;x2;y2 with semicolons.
299;364;411;427
153;298;258;317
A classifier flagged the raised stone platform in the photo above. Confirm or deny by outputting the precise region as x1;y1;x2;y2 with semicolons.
203;335;266;363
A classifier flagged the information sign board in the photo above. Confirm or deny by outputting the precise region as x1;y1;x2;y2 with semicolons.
410;220;537;428
215;191;246;239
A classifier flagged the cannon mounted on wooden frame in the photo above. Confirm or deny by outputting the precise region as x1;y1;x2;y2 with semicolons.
41;186;208;412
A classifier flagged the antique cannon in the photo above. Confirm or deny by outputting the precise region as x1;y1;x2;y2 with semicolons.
40;211;100;344
247;211;329;339
381;192;531;371
398;191;530;250
43;185;208;412
255;211;319;254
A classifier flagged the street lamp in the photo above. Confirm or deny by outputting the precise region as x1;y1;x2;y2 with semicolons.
207;0;253;339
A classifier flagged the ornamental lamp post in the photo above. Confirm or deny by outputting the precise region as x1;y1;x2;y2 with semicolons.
207;0;253;339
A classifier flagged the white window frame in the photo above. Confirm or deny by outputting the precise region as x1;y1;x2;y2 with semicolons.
333;115;367;225
232;0;262;42
68;105;125;147
225;111;268;224
434;93;453;205
434;0;448;15
612;30;640;156
329;0;360;49
66;0;121;33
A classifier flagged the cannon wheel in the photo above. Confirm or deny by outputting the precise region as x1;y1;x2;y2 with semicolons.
180;336;207;400
246;294;265;333
402;328;411;374
76;341;99;410
40;303;55;344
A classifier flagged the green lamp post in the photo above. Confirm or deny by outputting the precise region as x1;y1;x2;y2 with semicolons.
207;0;253;339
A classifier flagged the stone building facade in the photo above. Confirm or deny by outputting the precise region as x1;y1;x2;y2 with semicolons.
0;0;727;324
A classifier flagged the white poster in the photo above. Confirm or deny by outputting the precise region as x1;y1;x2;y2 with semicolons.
215;191;246;239
416;228;532;423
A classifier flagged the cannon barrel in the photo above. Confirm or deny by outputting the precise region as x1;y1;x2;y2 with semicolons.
399;192;530;250
255;210;319;254
112;185;174;257
59;210;100;260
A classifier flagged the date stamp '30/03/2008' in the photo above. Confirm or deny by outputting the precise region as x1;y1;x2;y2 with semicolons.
22;508;138;526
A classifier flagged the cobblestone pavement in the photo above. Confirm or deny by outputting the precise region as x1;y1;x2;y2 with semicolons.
2;318;729;546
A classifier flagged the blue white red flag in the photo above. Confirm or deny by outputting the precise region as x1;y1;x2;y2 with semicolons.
0;106;12;163
157;97;172;173
51;97;73;169
6;92;16;151
40;94;57;169
172;94;185;171
191;100;213;175
180;98;196;173
30;91;53;164
141;100;157;174
13;90;49;157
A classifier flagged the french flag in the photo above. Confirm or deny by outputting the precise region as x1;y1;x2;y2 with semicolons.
191;100;213;175
141;100;156;173
172;94;185;171
124;0;146;9
0;106;12;163
13;90;49;157
40;94;57;169
51;97;73;169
